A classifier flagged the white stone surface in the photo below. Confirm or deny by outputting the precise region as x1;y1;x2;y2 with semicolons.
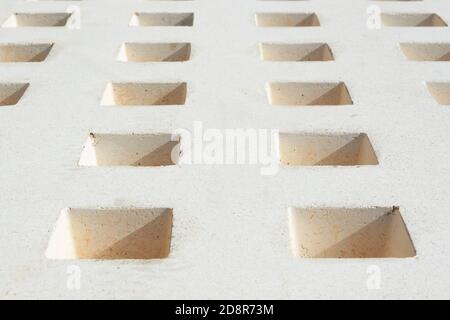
1;0;450;299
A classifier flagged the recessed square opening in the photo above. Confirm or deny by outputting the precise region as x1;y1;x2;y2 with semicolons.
426;82;450;105
279;133;378;166
381;13;447;27
2;13;71;27
79;133;180;167
288;207;416;258
0;43;53;62
46;208;173;260
400;43;450;61
117;43;191;62
267;82;352;106
260;43;333;61
130;13;194;27
255;13;320;27
0;83;29;106
101;82;187;106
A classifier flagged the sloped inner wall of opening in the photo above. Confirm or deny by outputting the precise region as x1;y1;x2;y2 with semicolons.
260;43;333;61
0;43;53;62
101;82;187;106
46;208;173;260
400;43;450;61
279;133;378;166
130;13;194;27
117;43;191;62
3;13;71;27
78;133;180;167
426;82;450;105
0;83;29;106
288;207;416;258
381;13;447;27
267;82;352;106
255;13;320;27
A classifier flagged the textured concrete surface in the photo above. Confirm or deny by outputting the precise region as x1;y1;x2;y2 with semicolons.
1;0;450;299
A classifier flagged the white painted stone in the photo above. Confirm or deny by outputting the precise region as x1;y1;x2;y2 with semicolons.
1;0;450;299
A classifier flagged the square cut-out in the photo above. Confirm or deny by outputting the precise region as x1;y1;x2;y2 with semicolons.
46;208;173;260
279;133;378;166
130;13;194;27
2;13;71;27
400;43;450;61
260;43;333;61
101;82;187;106
255;13;320;27
79;133;180;167
381;13;447;27
426;82;450;105
288;207;416;258
267;82;352;106
117;43;191;62
0;43;53;62
0;83;29;106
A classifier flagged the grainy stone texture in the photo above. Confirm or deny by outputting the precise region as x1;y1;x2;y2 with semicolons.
1;0;450;299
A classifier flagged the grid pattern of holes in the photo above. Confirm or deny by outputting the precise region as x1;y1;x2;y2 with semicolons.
2;0;434;263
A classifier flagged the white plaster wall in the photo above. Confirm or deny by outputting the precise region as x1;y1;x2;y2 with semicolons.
0;0;449;299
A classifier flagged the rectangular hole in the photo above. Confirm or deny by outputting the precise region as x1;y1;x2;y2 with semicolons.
381;13;447;27
288;207;416;258
130;13;194;27
101;82;187;106
279;133;378;166
117;43;191;62
426;82;450;105
0;43;53;62
267;82;352;106
79;133;180;167
260;43;333;61
0;83;29;106
2;13;71;27
400;43;450;61
255;13;320;27
46;208;173;260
